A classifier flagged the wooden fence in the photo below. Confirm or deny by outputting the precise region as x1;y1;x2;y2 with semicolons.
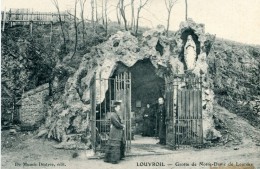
1;8;71;30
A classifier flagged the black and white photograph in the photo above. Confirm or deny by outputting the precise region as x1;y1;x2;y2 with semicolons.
1;0;260;169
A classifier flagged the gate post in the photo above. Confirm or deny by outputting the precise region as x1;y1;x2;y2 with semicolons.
90;72;97;153
165;76;176;149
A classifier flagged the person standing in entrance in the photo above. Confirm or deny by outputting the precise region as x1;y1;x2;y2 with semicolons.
156;97;166;145
142;104;155;137
104;100;125;164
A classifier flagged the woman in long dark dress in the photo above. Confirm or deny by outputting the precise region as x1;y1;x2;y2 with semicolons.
104;101;125;164
142;104;155;137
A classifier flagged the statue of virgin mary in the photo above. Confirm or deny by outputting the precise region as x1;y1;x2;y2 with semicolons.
184;35;197;70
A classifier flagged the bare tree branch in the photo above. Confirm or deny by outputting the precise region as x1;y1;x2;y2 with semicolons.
135;0;150;35
51;0;67;46
131;0;135;30
119;0;128;31
104;0;108;35
101;0;104;25
116;1;121;25
139;0;149;8
185;0;188;20
72;0;79;59
79;0;87;45
95;0;98;22
91;0;96;32
164;0;178;36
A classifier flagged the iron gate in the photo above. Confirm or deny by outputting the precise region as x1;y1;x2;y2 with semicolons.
90;72;132;154
165;73;203;148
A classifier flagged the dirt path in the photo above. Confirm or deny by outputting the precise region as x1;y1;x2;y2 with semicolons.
2;140;259;169
2;105;260;169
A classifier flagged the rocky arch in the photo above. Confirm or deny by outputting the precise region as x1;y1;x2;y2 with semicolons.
181;28;201;56
44;20;220;148
95;58;167;125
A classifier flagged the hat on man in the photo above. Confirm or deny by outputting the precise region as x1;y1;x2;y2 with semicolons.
112;100;122;107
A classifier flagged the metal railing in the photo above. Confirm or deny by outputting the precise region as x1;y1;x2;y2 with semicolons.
165;73;203;148
90;72;132;154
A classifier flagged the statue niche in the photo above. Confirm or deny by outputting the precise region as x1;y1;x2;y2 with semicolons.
184;35;197;70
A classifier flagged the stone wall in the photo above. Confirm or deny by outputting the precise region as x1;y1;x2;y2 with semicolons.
20;83;49;126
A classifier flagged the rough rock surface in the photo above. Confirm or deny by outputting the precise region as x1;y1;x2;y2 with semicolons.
20;83;49;126
44;19;219;147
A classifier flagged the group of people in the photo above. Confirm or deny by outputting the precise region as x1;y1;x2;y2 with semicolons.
104;97;167;164
142;98;166;145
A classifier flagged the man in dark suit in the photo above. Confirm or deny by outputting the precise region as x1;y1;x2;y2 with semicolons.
104;100;125;164
156;97;166;145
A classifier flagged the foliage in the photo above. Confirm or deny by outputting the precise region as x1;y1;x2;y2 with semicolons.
1;26;57;93
208;40;260;128
1;20;112;120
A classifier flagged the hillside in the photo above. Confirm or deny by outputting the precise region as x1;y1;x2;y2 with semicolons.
207;39;260;128
1;21;116;123
1;20;260;136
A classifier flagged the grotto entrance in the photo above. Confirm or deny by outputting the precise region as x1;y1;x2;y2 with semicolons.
90;59;170;155
110;59;204;151
90;59;204;156
128;59;165;138
111;59;168;152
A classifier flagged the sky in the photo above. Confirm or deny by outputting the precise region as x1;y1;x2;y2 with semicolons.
1;0;260;45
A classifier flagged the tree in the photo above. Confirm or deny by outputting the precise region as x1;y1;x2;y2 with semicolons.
116;1;121;25
164;0;178;36
101;0;104;25
130;0;135;30
95;0;98;23
135;0;149;35
51;0;66;46
100;0;108;34
91;0;95;32
185;0;188;21
79;0;87;45
119;0;128;31
72;0;79;58
104;0;108;35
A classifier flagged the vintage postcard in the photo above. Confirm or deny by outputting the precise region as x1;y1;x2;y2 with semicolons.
1;0;260;169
